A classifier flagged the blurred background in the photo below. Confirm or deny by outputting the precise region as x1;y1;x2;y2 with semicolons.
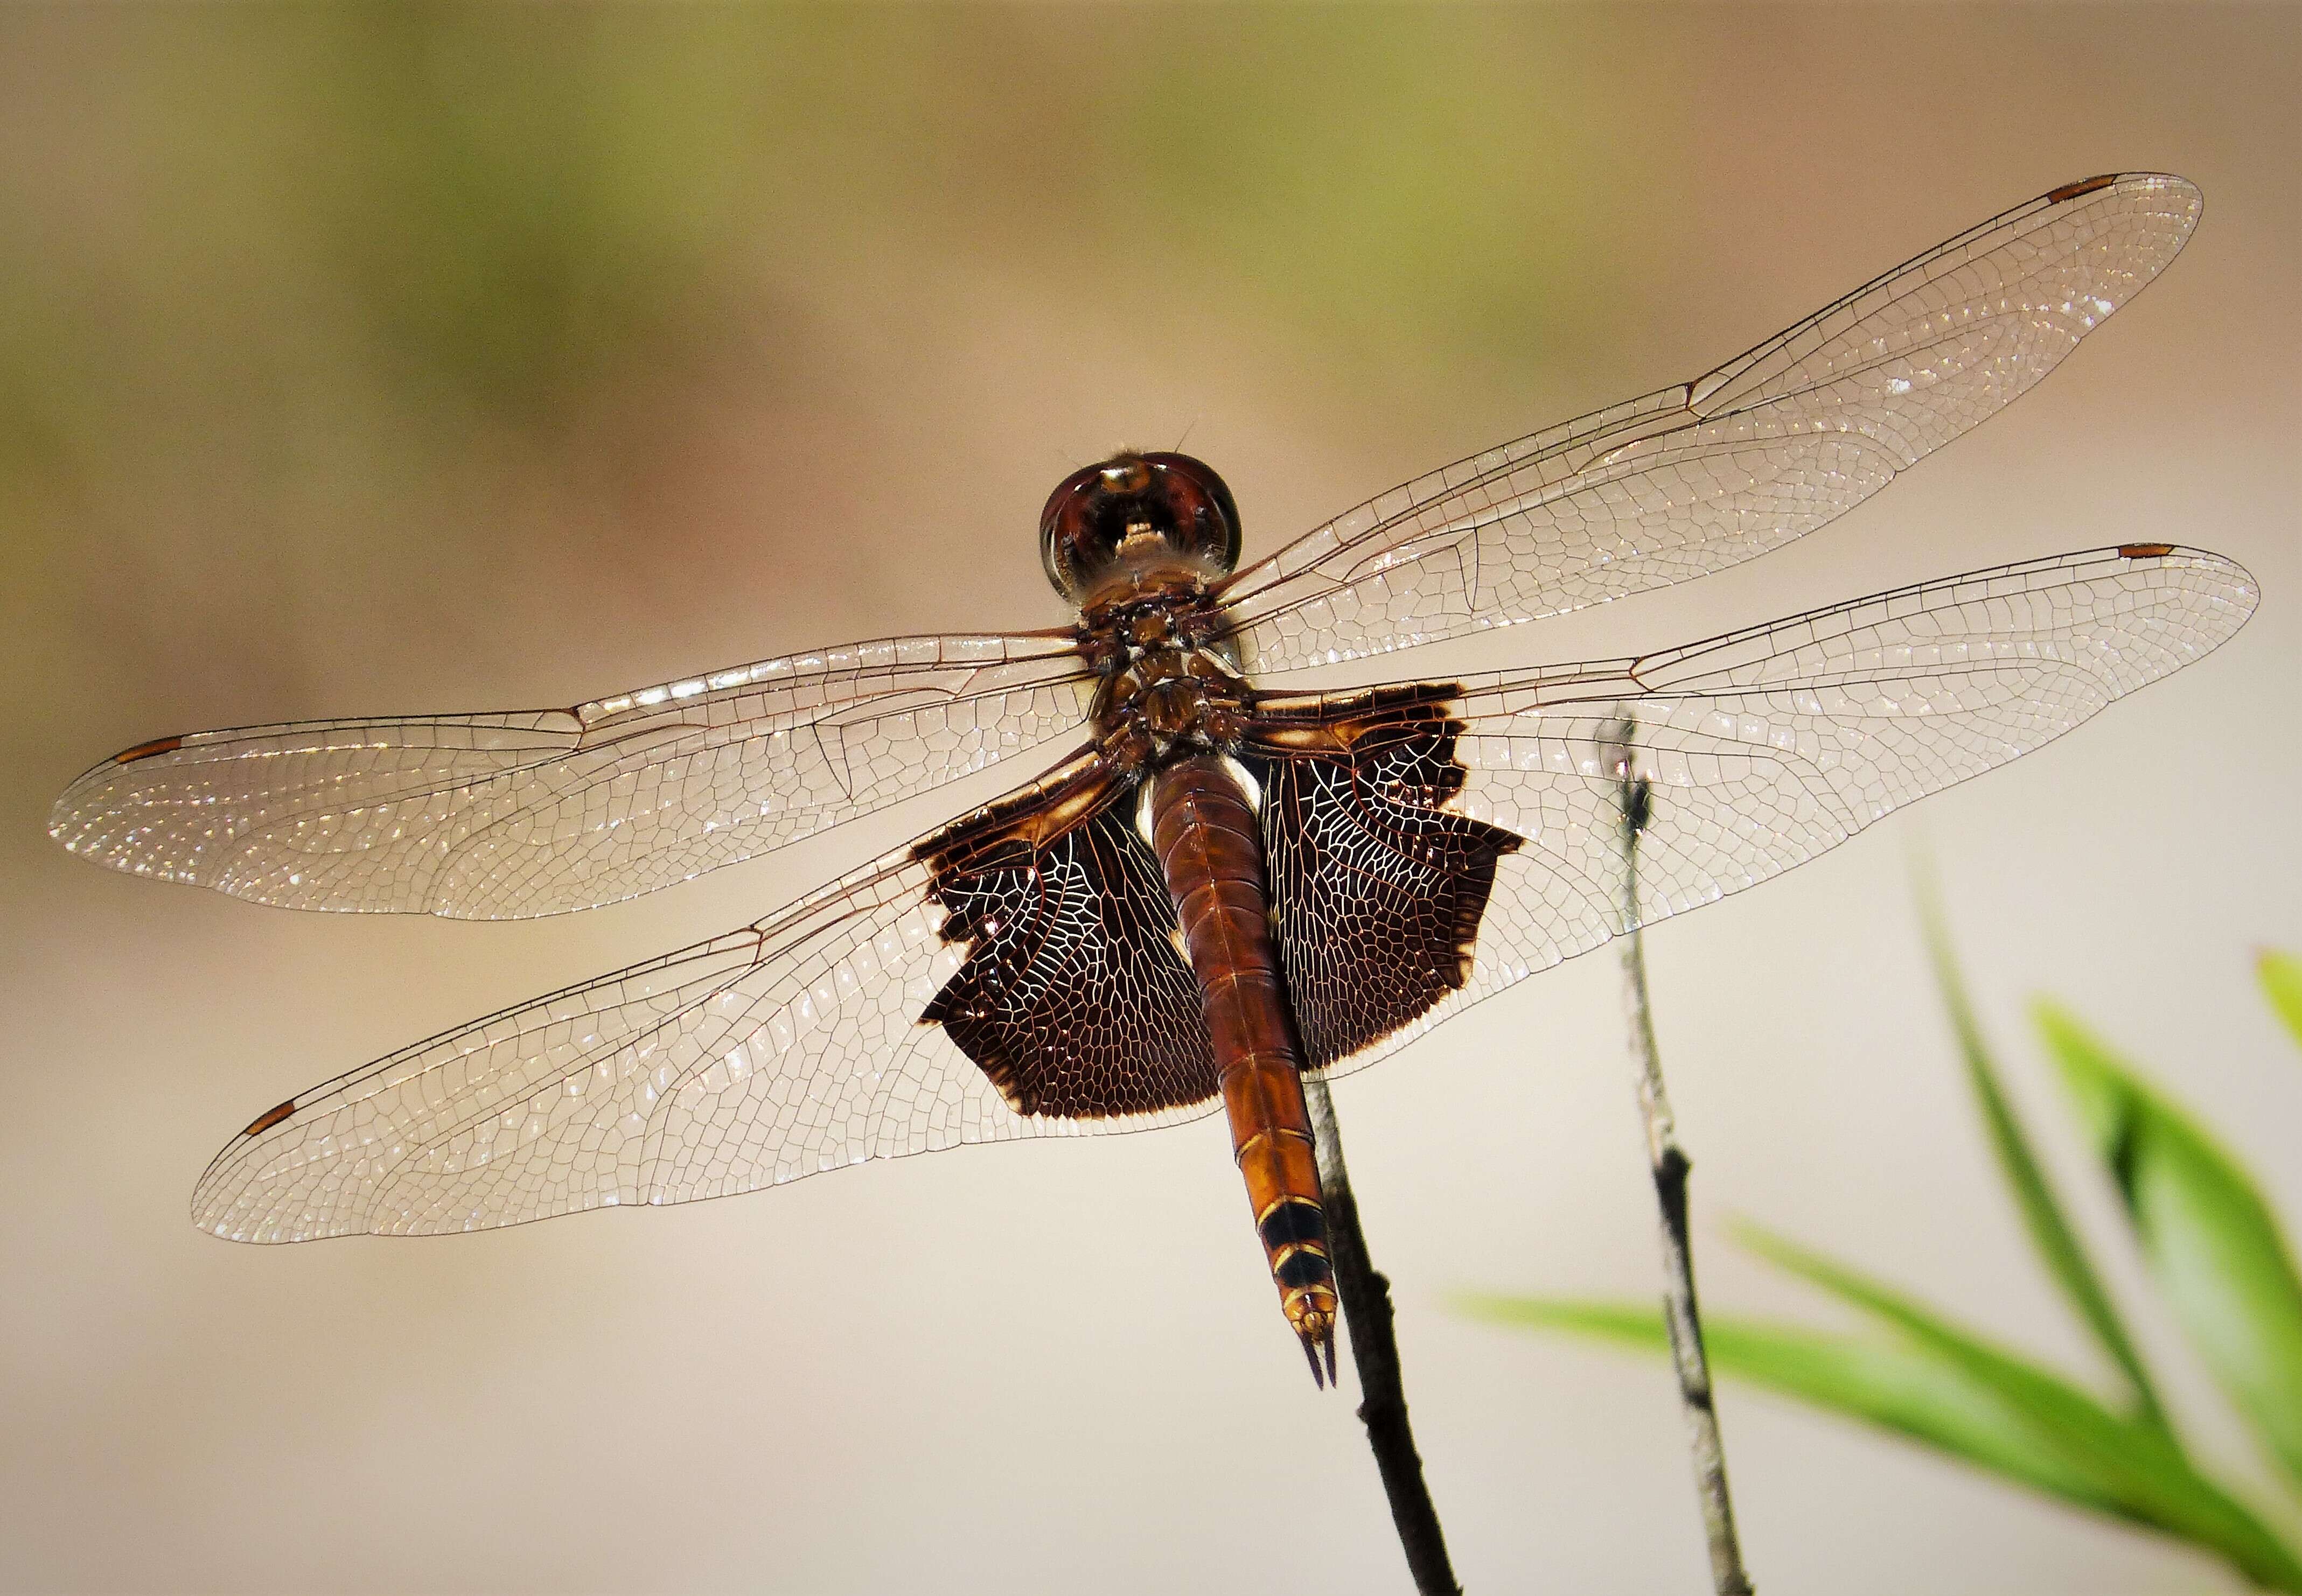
5;6;2298;1593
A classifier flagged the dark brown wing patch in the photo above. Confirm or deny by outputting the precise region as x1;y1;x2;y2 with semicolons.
1245;685;1523;1072
916;766;1215;1119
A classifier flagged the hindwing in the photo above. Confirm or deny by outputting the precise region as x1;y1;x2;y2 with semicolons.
1245;687;1524;1072
918;772;1216;1119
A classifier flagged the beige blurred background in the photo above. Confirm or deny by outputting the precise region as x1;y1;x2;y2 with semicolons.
5;6;2299;1593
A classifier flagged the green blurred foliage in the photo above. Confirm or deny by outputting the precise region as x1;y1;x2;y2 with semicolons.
1922;880;2169;1433
0;5;1664;698
1465;940;2302;1590
2264;953;2302;1052
0;6;1642;486
2042;1001;2302;1496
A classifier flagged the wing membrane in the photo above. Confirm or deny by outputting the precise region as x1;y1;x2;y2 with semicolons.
192;828;1218;1243
1245;693;1524;1071
922;803;1215;1118
54;631;1091;919
194;547;2252;1240
1219;172;2201;672
1250;545;2254;1079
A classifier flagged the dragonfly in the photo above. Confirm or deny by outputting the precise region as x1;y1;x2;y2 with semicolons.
52;172;2254;1384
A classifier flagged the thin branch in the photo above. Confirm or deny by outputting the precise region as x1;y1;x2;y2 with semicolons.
1306;1074;1462;1596
1606;715;1755;1596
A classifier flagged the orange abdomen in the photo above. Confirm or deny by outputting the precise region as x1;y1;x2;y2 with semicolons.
1148;755;1337;1380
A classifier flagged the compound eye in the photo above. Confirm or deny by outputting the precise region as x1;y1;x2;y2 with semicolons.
1037;451;1244;605
1140;453;1242;578
1038;463;1129;603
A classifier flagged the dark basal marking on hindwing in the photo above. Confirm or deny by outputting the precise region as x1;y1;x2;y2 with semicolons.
918;801;1218;1119
1246;685;1523;1072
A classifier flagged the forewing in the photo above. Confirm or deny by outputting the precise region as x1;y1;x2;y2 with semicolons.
190;548;2254;1237
1248;545;2254;1080
57;631;1091;919
193;823;1220;1243
1218;173;2201;673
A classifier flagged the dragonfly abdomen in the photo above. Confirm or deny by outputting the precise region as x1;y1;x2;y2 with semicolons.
1148;754;1338;1384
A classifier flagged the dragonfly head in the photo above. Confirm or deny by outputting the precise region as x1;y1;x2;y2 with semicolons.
1040;451;1241;607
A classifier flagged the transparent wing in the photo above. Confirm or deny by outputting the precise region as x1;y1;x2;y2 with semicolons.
1218;173;2201;673
1261;544;2254;1080
194;547;2253;1241
54;631;1092;919
193;830;1218;1242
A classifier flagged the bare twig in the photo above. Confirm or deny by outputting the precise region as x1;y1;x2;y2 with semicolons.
1306;1075;1462;1596
1605;715;1755;1596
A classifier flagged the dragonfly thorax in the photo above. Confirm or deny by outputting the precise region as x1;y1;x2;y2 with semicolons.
1089;637;1251;769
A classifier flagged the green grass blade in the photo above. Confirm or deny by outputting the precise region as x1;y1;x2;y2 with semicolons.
1461;1282;2302;1589
1457;1294;2121;1512
1920;895;2167;1431
2040;1000;2302;1498
2262;950;2302;1053
1735;1221;2302;1589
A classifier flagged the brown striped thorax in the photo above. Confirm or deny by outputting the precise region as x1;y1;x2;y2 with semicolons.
1045;452;1253;770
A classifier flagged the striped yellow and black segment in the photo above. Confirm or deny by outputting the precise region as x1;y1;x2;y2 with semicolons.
1148;754;1337;1384
1258;1195;1337;1360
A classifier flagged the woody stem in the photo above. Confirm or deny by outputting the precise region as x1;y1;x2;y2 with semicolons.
1306;1074;1461;1596
1614;739;1755;1596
